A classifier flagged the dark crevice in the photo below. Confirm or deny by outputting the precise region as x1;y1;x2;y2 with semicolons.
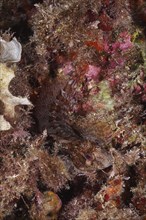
29;0;44;4
4;196;31;220
121;165;138;206
58;176;87;205
11;20;33;43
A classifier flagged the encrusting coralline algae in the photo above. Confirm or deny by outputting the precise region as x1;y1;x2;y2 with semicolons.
0;36;32;131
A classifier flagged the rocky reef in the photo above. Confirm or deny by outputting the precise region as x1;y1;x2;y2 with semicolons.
0;0;146;219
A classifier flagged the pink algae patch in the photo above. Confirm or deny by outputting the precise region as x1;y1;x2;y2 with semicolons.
85;65;101;81
62;62;74;74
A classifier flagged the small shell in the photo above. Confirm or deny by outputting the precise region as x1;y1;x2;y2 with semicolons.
0;37;22;63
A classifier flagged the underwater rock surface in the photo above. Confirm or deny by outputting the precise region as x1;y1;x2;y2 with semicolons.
0;0;146;219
